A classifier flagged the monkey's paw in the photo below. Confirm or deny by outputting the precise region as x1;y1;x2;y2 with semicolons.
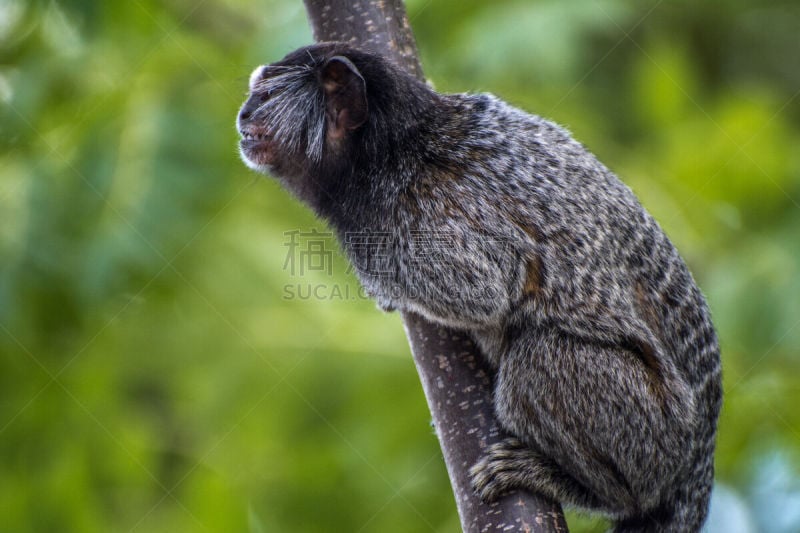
469;437;537;502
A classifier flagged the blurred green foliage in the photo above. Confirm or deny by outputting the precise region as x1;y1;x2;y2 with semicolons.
1;0;799;531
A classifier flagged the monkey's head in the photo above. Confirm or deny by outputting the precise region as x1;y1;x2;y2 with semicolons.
237;43;381;176
237;43;436;210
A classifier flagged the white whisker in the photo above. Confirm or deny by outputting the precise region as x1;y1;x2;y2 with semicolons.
249;66;326;162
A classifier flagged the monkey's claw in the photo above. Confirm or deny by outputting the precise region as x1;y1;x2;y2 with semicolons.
469;437;530;502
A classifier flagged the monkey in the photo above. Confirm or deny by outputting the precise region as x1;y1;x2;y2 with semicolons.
236;42;722;532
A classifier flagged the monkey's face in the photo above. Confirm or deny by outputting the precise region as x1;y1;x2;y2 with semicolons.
237;45;368;179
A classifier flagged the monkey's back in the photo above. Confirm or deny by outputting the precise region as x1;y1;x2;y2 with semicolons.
446;93;720;377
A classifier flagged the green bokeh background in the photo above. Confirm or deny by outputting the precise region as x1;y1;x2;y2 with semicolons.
1;1;799;531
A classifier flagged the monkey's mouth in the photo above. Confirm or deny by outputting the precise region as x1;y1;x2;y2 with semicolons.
239;127;271;146
238;127;275;168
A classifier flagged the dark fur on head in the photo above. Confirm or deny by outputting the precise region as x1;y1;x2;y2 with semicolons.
237;43;439;214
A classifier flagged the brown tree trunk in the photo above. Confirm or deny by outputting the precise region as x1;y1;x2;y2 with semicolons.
301;1;569;531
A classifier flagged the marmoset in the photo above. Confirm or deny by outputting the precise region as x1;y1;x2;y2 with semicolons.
237;43;722;532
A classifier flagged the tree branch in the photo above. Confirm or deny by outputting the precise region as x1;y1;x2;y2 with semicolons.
301;1;568;531
303;0;424;79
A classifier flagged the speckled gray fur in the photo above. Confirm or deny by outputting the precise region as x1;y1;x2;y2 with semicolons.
237;43;722;532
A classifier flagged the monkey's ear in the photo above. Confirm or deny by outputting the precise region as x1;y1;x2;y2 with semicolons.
320;56;368;139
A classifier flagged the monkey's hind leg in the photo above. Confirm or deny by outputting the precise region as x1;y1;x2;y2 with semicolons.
482;326;695;525
469;436;605;510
